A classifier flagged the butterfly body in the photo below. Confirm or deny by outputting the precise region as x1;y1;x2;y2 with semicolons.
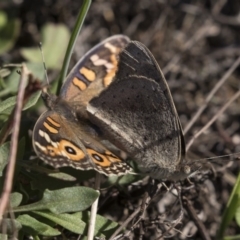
33;35;192;180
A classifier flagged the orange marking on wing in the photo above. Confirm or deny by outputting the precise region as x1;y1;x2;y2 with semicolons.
73;77;87;91
105;151;121;162
80;67;96;82
43;122;58;134
87;149;112;167
46;146;60;156
59;140;85;161
47;117;60;127
103;54;118;87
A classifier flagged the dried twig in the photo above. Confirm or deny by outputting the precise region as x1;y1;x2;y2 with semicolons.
186;87;240;151
0;64;29;221
87;173;101;240
182;196;211;240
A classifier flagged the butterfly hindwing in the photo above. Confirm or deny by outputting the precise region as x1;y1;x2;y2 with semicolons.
33;110;92;170
33;110;132;176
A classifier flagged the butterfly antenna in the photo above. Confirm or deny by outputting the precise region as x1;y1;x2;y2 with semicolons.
38;42;49;86
195;151;240;162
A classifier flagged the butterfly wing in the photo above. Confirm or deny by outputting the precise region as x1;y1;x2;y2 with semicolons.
60;35;130;107
33;110;132;176
87;41;186;179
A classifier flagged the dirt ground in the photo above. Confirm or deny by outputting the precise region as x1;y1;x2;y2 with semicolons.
1;0;240;239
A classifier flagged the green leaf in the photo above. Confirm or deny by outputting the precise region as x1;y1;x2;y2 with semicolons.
30;168;95;191
33;211;86;234
25;62;45;80
1;218;22;233
0;141;10;176
0;234;8;240
0;68;11;79
47;172;77;181
0;11;20;54
14;186;99;214
235;204;240;225
80;211;119;237
30;173;78;191
118;173;142;185
17;214;60;236
0;138;25;177
20;48;40;63
218;172;240;238
20;23;70;70
1;62;44;96
57;0;91;92
10;192;23;208
0;90;41;119
0;11;7;28
23;91;42;111
224;235;240;240
106;173;142;187
0;96;17;116
1;68;20;95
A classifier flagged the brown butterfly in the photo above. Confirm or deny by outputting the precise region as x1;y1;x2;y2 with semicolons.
33;35;194;180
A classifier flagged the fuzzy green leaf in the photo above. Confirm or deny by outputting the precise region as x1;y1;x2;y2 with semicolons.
33;211;86;234
10;192;23;208
14;187;99;214
17;214;60;236
1;218;22;233
0;141;10;176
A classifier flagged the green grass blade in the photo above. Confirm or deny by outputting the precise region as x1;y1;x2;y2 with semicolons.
57;0;92;94
217;172;240;239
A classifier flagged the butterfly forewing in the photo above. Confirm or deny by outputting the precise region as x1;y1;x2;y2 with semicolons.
60;35;130;104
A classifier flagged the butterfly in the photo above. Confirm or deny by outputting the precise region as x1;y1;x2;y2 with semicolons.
33;35;193;180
